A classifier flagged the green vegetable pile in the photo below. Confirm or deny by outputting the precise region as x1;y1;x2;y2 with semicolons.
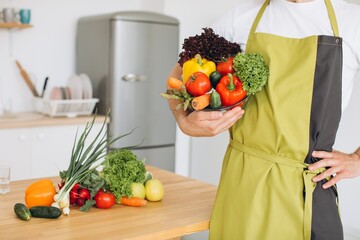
233;53;269;95
102;149;147;202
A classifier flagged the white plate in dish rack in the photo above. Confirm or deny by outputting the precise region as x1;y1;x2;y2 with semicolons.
67;74;83;100
79;73;93;99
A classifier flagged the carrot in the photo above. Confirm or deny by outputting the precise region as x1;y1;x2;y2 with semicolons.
167;77;184;90
191;94;211;111
120;197;147;207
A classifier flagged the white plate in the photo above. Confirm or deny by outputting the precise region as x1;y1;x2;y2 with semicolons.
49;87;63;100
67;74;83;100
79;73;93;99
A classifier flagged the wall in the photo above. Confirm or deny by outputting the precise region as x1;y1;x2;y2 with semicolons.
1;0;359;238
0;0;163;113
334;76;360;237
1;0;228;174
332;2;360;238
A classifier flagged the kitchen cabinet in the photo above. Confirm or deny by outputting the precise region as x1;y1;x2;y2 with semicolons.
31;124;104;179
0;120;105;181
0;128;32;181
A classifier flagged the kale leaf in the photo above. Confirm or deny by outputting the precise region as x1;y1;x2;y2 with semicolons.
233;53;269;95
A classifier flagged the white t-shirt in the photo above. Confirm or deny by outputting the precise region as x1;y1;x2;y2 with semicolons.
212;0;360;111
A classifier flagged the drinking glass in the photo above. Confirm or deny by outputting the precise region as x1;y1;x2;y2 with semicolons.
0;165;10;194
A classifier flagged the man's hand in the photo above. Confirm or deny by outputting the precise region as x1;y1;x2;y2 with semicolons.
177;106;245;137
308;149;360;189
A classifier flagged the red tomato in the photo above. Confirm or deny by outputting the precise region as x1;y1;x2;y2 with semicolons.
94;190;116;209
185;72;211;97
216;57;234;76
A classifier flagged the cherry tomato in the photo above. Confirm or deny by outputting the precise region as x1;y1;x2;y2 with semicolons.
216;57;234;76
185;72;211;97
94;190;116;209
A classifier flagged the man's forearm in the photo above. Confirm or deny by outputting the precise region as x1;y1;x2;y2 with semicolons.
355;147;360;158
168;63;182;79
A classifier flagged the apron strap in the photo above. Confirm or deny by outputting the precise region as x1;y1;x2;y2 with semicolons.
325;0;340;37
230;139;325;240
249;0;339;37
249;0;270;35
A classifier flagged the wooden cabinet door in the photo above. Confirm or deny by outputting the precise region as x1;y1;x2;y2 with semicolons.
0;128;32;180
31;125;76;179
0;122;106;180
31;123;106;179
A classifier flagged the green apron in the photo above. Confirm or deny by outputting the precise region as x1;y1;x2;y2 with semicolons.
209;0;343;239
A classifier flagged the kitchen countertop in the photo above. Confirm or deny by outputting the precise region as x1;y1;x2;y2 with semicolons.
0;165;217;240
0;112;107;129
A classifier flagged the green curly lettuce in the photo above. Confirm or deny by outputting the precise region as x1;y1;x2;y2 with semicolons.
233;53;269;95
102;149;146;201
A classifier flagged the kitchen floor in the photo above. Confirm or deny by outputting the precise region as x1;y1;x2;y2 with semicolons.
183;231;208;240
183;230;359;239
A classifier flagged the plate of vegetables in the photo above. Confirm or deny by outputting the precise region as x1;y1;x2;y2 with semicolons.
161;28;269;112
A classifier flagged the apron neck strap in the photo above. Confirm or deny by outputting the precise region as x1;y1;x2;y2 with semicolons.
249;0;339;37
325;0;339;37
249;0;270;35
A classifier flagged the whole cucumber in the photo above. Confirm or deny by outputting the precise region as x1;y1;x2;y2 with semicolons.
30;206;62;219
14;203;31;221
210;90;222;109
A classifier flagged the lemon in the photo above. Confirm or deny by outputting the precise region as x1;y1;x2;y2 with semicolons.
131;182;146;199
145;179;164;202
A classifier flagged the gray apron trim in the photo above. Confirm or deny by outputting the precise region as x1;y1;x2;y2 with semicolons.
306;35;343;163
306;35;343;240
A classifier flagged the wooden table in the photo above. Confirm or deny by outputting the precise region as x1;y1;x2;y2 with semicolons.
0;166;217;240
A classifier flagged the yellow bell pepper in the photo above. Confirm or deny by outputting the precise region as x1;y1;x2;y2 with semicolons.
25;179;56;208
182;54;216;83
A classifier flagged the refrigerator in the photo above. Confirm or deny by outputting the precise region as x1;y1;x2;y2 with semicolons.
76;11;179;171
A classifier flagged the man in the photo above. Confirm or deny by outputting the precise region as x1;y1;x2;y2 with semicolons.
167;0;360;239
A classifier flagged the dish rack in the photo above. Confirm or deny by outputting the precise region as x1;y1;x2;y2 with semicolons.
34;97;99;117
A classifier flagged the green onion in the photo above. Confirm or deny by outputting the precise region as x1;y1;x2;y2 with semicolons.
54;111;134;215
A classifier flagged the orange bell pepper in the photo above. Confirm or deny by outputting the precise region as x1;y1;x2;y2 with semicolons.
25;179;56;208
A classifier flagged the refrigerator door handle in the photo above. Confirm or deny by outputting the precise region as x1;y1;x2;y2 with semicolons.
121;74;147;82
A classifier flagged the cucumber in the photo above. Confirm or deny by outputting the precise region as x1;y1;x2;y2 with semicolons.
210;90;222;109
29;206;62;219
14;203;31;221
209;71;222;89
